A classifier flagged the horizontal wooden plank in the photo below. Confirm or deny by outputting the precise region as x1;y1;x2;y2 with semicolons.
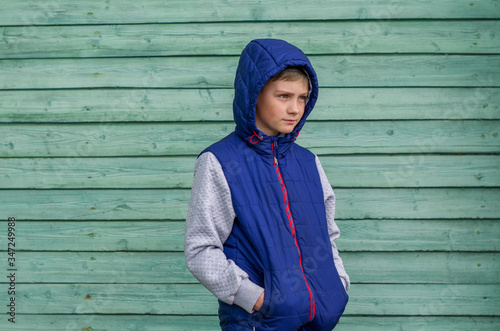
1;283;497;315
1;188;499;221
321;154;500;188
336;188;500;219
342;252;499;284
345;284;500;316
1;219;498;252
1;0;497;25
1;315;498;331
3;221;186;252
0;315;221;331
10;252;197;284
2;21;498;59
337;219;500;252
3;252;497;284
0;156;196;189
1;154;497;189
337;317;500;331
0;189;195;221
2;121;499;157
1;87;498;122
1;55;499;89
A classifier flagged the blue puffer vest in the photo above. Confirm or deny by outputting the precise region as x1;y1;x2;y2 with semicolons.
204;39;348;330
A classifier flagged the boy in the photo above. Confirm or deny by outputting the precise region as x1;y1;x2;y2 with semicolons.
185;39;349;330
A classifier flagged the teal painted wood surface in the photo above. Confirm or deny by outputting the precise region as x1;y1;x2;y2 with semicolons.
337;219;500;252
337;317;500;331
344;284;500;316
1;0;498;25
1;189;499;220
1;154;498;189
1;55;499;89
4;252;497;284
1;21;498;58
0;0;498;329
0;315;223;331
1;315;498;331
2;121;499;157
0;283;497;315
1;88;498;122
0;220;497;252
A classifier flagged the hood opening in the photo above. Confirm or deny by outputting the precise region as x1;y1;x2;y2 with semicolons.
232;39;319;148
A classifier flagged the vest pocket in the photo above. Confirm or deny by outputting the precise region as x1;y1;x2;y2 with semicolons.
259;270;311;323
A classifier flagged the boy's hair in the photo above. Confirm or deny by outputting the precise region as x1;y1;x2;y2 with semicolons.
269;66;309;86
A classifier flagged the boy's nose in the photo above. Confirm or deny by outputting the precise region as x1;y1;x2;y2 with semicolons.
288;100;301;115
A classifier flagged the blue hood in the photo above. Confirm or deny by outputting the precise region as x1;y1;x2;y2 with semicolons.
232;39;319;152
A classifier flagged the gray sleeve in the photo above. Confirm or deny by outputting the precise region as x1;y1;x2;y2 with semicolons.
315;155;351;291
184;151;264;313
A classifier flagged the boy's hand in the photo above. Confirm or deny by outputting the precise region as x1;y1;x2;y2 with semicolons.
253;292;265;311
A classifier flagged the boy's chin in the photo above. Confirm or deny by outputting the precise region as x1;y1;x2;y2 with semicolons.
280;127;295;135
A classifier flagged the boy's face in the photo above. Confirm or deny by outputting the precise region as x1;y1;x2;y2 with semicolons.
255;78;309;136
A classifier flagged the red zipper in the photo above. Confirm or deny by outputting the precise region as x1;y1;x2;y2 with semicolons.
271;142;316;321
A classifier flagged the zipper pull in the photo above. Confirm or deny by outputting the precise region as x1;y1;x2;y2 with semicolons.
273;141;278;165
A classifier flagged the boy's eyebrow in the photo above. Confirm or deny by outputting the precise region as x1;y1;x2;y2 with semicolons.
274;89;309;95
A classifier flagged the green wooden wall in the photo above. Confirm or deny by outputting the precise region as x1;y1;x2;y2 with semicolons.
1;0;499;330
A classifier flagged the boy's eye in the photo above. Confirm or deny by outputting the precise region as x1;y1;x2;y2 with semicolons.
279;94;288;99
